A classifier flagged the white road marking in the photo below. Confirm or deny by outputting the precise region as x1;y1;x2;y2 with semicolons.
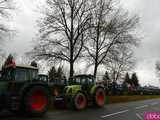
139;113;144;116
151;102;158;106
136;113;143;120
101;110;129;118
101;101;159;119
135;105;148;110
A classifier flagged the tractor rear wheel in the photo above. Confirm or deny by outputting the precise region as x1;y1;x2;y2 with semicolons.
23;86;50;116
73;92;87;110
94;88;105;107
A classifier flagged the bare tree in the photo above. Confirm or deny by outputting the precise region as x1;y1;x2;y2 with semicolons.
0;0;14;55
85;0;139;77
16;54;32;65
30;0;93;78
106;45;135;82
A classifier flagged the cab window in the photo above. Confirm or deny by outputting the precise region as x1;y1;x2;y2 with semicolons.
15;68;38;81
81;77;87;84
39;75;48;82
29;70;38;80
74;77;81;84
87;77;94;84
15;68;29;81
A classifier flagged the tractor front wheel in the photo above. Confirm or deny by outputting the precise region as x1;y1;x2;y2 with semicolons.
94;88;105;107
73;92;87;110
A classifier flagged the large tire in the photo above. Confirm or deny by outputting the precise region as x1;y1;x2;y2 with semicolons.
23;86;50;116
73;92;87;110
94;88;105;107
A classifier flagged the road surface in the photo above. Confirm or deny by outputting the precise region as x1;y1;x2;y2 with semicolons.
1;98;160;120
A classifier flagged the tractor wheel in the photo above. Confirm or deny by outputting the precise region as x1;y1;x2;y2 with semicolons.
73;92;87;110
94;88;105;107
23;86;50;116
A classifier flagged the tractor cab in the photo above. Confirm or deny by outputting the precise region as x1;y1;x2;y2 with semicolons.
38;74;49;83
0;54;38;82
1;65;38;81
69;74;95;85
68;74;95;92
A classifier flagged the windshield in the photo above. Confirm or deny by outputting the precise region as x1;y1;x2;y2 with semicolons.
15;68;38;81
69;76;95;85
39;75;48;82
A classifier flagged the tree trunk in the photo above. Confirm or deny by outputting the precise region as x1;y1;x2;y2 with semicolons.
69;61;74;79
94;63;98;78
69;4;74;80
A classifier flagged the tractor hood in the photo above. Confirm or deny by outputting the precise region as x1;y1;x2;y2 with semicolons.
67;85;81;89
64;85;81;95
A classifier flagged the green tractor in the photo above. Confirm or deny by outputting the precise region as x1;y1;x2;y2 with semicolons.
0;63;51;116
57;74;105;110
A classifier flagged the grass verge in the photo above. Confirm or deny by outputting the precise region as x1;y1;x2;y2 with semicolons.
106;95;160;104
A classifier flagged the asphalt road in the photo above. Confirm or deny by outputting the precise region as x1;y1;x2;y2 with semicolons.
1;98;160;120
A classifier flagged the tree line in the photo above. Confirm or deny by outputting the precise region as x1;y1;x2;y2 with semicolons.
48;66;66;82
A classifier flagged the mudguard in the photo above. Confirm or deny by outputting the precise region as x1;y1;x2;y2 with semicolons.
90;85;105;95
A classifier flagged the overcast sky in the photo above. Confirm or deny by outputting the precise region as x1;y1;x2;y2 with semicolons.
4;0;160;87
